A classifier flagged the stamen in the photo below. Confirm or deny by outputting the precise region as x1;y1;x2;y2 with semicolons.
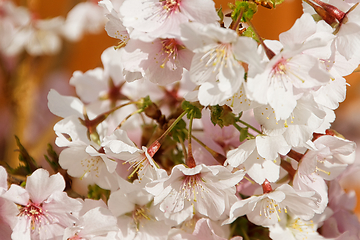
272;57;288;75
178;174;209;203
259;198;284;222
18;201;54;233
146;0;181;22
288;218;314;237
315;166;331;175
159;38;182;69
127;159;145;179
200;44;232;72
80;156;101;179
284;119;288;128
132;205;152;231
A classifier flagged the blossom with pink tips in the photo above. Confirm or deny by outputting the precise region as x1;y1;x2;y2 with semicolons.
120;0;219;39
2;169;82;240
121;37;193;85
0;166;19;240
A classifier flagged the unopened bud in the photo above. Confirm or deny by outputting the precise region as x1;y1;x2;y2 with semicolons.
144;102;162;121
313;0;345;22
306;0;338;26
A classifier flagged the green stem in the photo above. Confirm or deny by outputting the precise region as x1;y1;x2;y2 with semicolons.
179;137;187;161
99;101;136;119
237;119;262;134
186;114;196;167
183;129;226;165
231;8;244;34
157;110;187;143
188;115;193;147
144;110;187;161
241;226;251;240
233;122;255;139
117;109;144;129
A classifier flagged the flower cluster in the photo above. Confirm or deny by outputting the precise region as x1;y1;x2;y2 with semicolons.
1;0;360;239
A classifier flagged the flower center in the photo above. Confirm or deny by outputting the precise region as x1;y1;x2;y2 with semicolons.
259;198;287;221
160;38;183;68
288;218;314;237
180;174;207;202
161;0;180;14
126;154;147;180
201;43;232;73
80;156;101;179
272;57;288;75
125;146;159;181
270;57;305;86
131;205;151;231
18;201;52;231
150;0;181;22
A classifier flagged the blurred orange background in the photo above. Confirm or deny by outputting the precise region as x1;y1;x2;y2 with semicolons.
1;0;360;214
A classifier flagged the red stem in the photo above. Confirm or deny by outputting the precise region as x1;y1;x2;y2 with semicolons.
280;159;296;179
287;149;304;162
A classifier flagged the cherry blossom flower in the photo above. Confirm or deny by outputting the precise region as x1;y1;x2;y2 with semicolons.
2;169;82;240
246;14;333;121
311;43;357;113
0;1;30;55
69;47;154;133
58;139;120;190
169;218;243;240
102;129;164;181
62;2;106;41
4;0;360;239
293;172;329;214
63;206;119;240
108;179;170;240
69;47;142;104
121;37;193;85
0;165;8;194
47;89;87;120
253;94;327;148
320;180;360;238
181;22;261;106
325;0;360;60
268;214;331;240
16;16;65;56
119;0;219;39
47;89;106;146
99;0;129;45
146;164;245;223
49;87;146;189
223;85;259;114
0;166;19;240
48;91;121;189
299;134;356;180
225;137;287;184
224;184;319;227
